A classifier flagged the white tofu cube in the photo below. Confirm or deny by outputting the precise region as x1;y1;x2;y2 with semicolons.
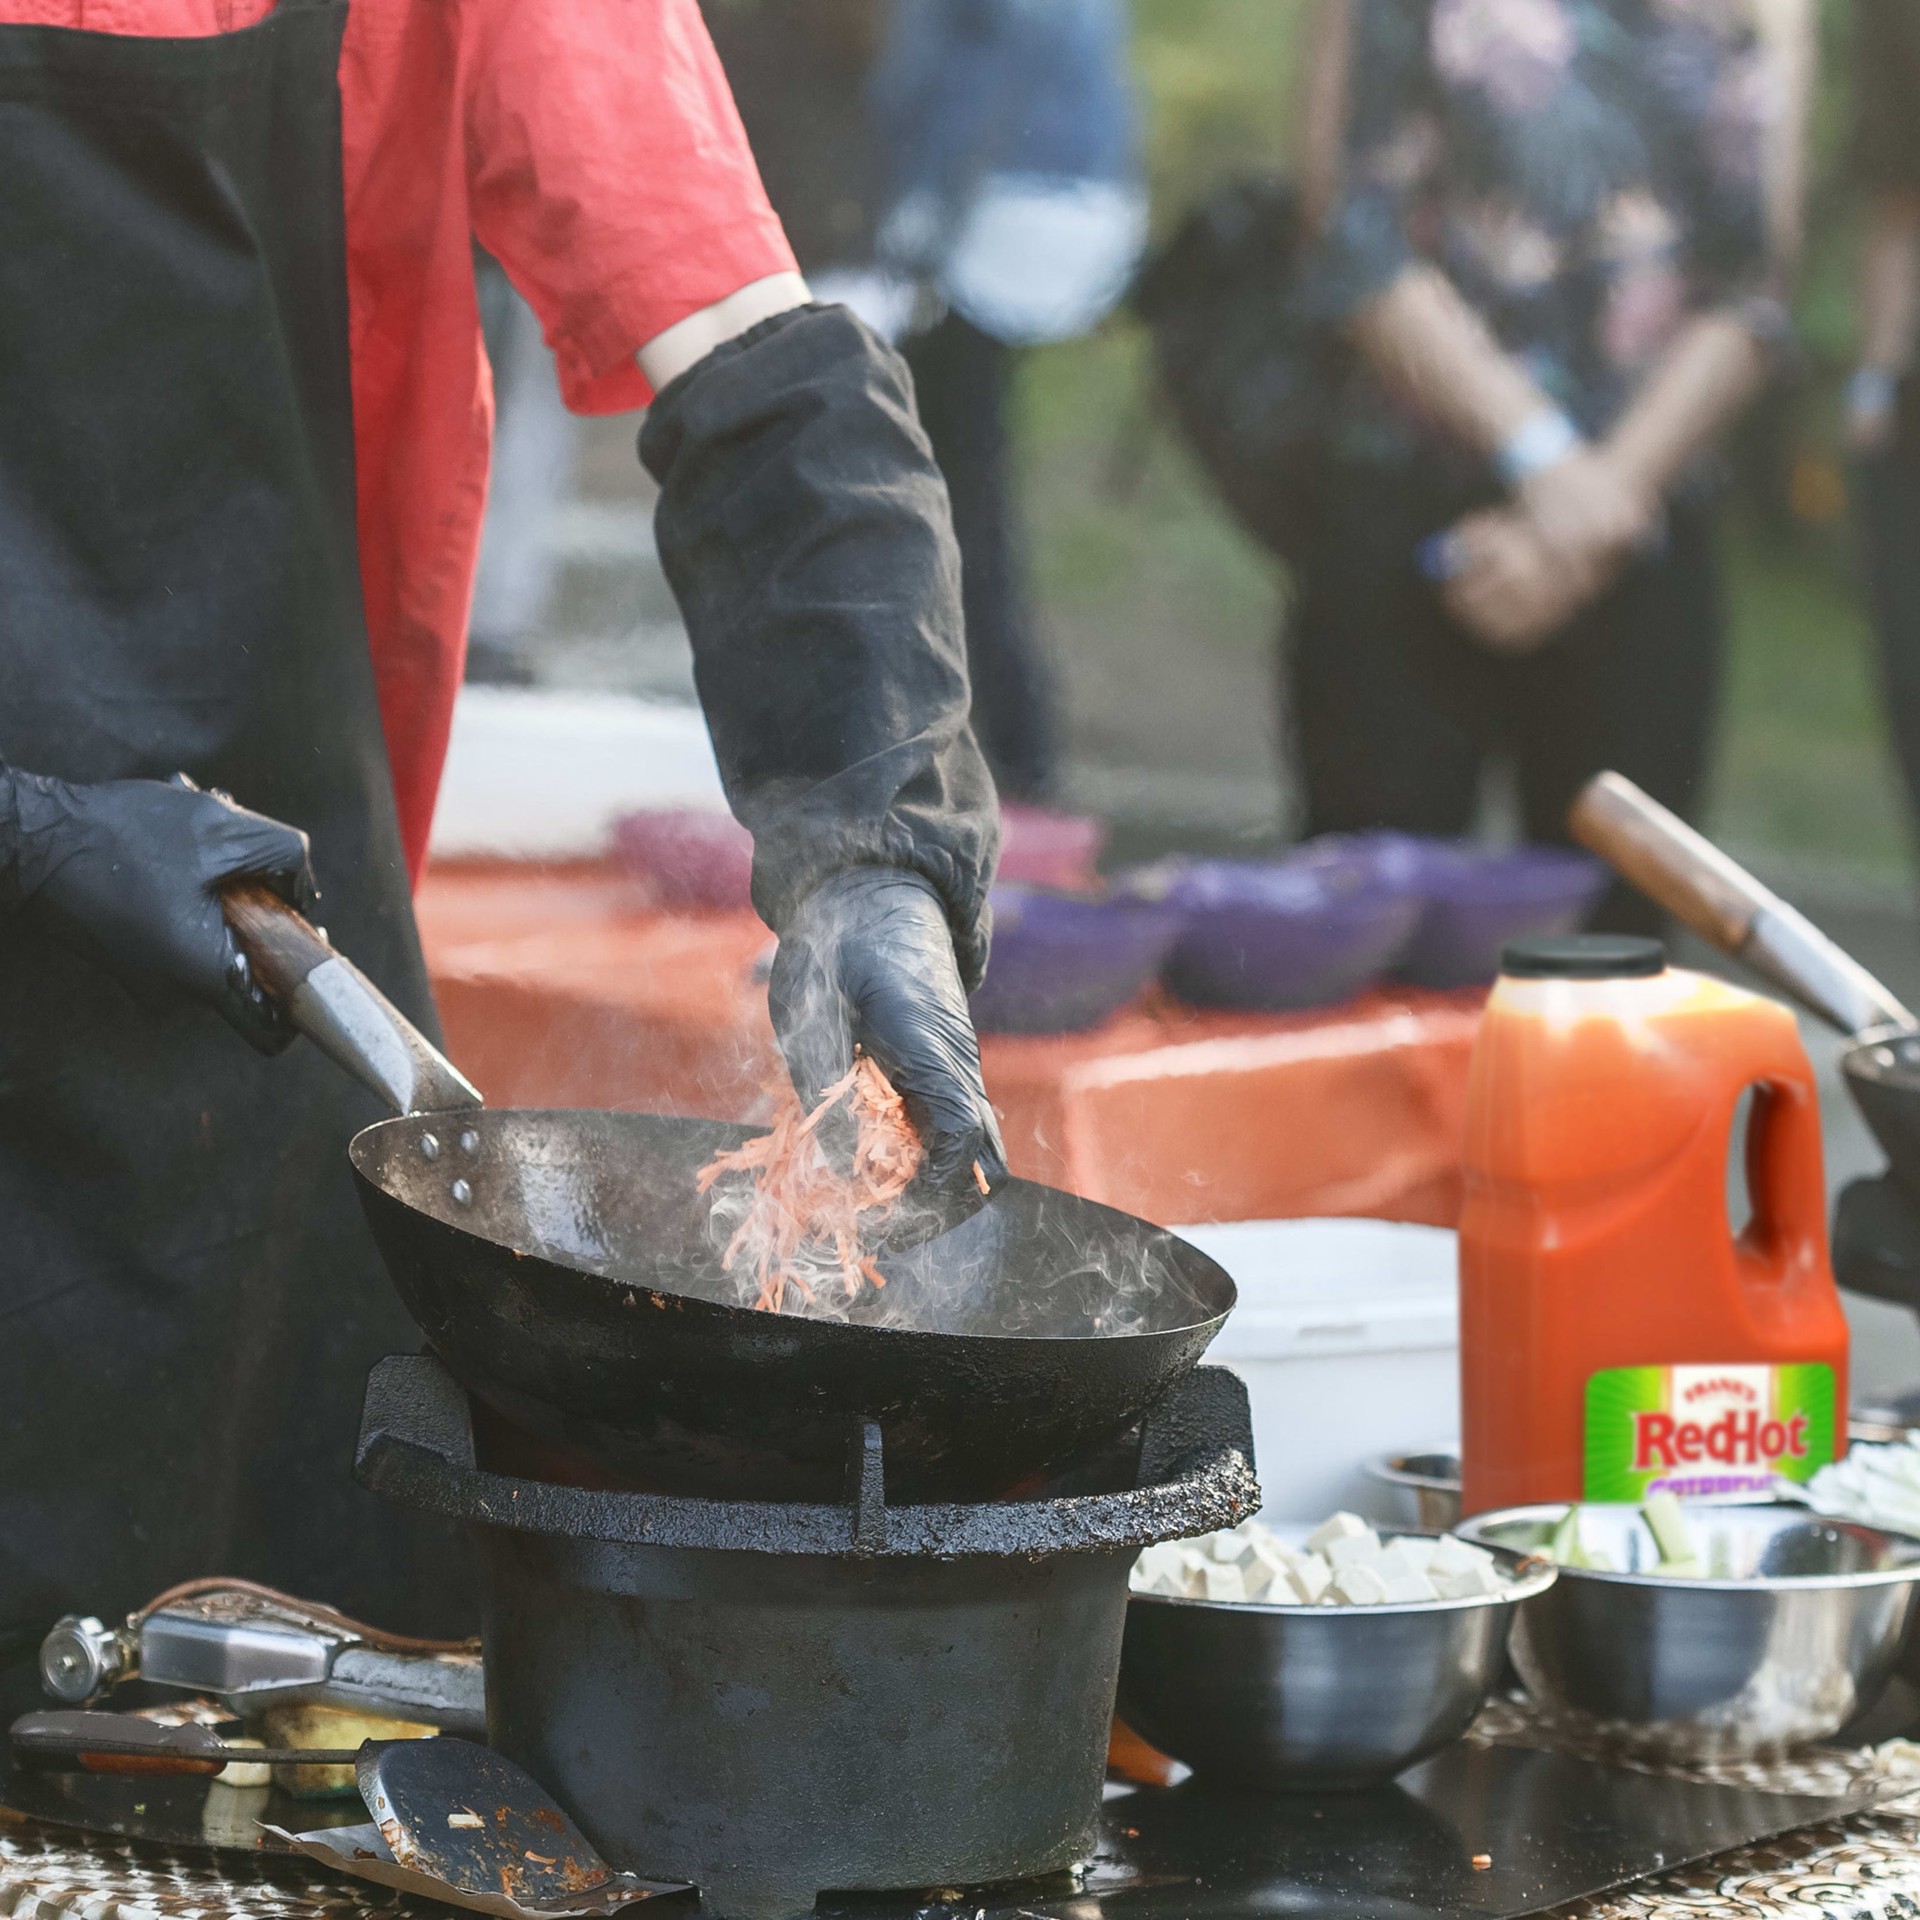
1131;1543;1184;1593
1208;1530;1257;1566
1330;1563;1390;1606
1326;1531;1385;1574
1276;1551;1327;1604
1375;1539;1434;1583
1429;1535;1495;1577
1383;1535;1438;1574
1433;1559;1506;1599
1240;1558;1277;1602
1305;1511;1373;1555
1248;1536;1293;1582
1201;1561;1247;1603
1377;1568;1442;1603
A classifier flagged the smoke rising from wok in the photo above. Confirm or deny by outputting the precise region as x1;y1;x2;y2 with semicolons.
367;1106;1220;1344
701;1143;1204;1338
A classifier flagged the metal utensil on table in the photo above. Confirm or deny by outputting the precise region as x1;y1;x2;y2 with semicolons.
221;885;1238;1504
11;1710;364;1775
267;1737;691;1918
1459;1501;1920;1761
39;1582;484;1731
359;1738;670;1905
1568;773;1920;1207
1115;1529;1556;1791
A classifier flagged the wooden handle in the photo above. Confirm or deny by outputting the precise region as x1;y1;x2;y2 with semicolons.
78;1752;224;1777
222;880;335;1000
1567;773;1774;957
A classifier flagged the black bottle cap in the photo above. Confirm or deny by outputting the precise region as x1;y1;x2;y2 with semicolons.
1500;934;1666;980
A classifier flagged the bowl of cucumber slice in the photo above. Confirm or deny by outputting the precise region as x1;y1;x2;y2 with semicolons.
1459;1496;1920;1761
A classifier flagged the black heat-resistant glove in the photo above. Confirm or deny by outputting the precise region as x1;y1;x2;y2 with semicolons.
639;302;999;982
0;764;316;1052
640;303;1006;1210
769;867;1007;1215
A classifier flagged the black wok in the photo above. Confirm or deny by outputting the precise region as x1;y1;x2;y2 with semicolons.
1570;774;1920;1208
223;885;1237;1503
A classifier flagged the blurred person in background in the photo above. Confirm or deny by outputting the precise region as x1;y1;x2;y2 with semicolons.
1289;0;1811;930
709;0;1146;804
872;0;1146;804
1848;0;1920;871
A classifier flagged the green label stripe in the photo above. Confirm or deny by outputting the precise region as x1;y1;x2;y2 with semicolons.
1584;1363;1836;1502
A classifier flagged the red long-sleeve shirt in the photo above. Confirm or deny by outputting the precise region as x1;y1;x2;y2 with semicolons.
2;0;797;878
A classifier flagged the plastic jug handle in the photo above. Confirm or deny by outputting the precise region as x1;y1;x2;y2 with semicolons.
1739;1068;1828;1285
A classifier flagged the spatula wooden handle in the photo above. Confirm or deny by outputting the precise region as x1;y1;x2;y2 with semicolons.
219;882;483;1116
1568;772;1773;954
222;879;336;999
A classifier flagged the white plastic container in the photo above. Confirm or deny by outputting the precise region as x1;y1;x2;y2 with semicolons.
1173;1218;1459;1523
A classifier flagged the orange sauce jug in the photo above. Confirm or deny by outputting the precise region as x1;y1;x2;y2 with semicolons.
1459;934;1848;1517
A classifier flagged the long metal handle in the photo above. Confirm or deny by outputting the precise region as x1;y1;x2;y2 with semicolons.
223;883;483;1116
10;1710;364;1774
1569;773;1916;1037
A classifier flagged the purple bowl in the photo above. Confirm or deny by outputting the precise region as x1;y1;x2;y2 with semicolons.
1142;855;1425;1012
611;807;754;911
1396;844;1608;988
968;886;1185;1035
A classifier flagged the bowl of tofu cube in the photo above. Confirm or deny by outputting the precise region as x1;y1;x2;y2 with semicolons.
1116;1512;1554;1791
1460;1497;1920;1761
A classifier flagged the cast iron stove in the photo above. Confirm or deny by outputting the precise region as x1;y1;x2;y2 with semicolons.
355;1353;1257;1920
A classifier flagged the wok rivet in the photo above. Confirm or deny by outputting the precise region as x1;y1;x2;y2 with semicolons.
1877;1050;1898;1069
451;1178;473;1207
420;1133;441;1161
459;1129;480;1154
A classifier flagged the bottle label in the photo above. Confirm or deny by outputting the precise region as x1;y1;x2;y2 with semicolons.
1584;1363;1836;1502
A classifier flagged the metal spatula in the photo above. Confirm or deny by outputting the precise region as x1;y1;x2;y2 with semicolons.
356;1737;681;1908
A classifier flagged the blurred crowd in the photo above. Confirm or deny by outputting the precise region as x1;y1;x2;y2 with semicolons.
472;0;1920;926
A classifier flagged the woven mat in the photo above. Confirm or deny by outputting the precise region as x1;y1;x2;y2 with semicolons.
11;1735;1920;1920
0;1815;445;1920
1564;1790;1920;1917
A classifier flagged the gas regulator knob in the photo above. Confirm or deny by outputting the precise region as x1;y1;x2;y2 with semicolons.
39;1614;135;1704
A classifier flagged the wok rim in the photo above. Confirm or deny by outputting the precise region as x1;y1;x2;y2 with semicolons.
347;1107;1239;1348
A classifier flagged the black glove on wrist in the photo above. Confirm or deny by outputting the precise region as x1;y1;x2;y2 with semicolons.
769;867;1006;1215
0;764;316;1052
639;302;999;988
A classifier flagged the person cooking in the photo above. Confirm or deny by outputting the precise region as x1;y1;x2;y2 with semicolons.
0;0;1003;1649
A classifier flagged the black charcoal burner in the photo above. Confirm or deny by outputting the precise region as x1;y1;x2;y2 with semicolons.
355;1354;1256;1920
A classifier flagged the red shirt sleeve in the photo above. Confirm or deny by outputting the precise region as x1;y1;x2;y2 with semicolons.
461;0;799;413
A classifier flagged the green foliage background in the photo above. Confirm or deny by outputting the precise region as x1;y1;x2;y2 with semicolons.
1021;0;1912;883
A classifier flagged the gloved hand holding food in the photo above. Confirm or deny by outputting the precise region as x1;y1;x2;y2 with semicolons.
768;866;1007;1210
643;303;1005;1244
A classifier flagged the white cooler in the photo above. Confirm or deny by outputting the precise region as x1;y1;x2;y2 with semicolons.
1173;1218;1460;1523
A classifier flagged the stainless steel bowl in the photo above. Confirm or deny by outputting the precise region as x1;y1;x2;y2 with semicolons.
1363;1420;1911;1537
1362;1449;1463;1531
1459;1502;1920;1762
1115;1531;1555;1791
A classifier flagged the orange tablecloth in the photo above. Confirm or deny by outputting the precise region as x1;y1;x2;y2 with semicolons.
417;862;1483;1227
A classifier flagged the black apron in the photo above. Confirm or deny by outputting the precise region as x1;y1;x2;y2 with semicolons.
0;0;464;1646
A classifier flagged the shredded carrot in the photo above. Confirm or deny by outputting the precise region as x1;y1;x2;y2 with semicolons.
696;1056;924;1315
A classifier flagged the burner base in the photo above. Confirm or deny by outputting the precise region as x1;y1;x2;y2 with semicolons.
357;1354;1256;1918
